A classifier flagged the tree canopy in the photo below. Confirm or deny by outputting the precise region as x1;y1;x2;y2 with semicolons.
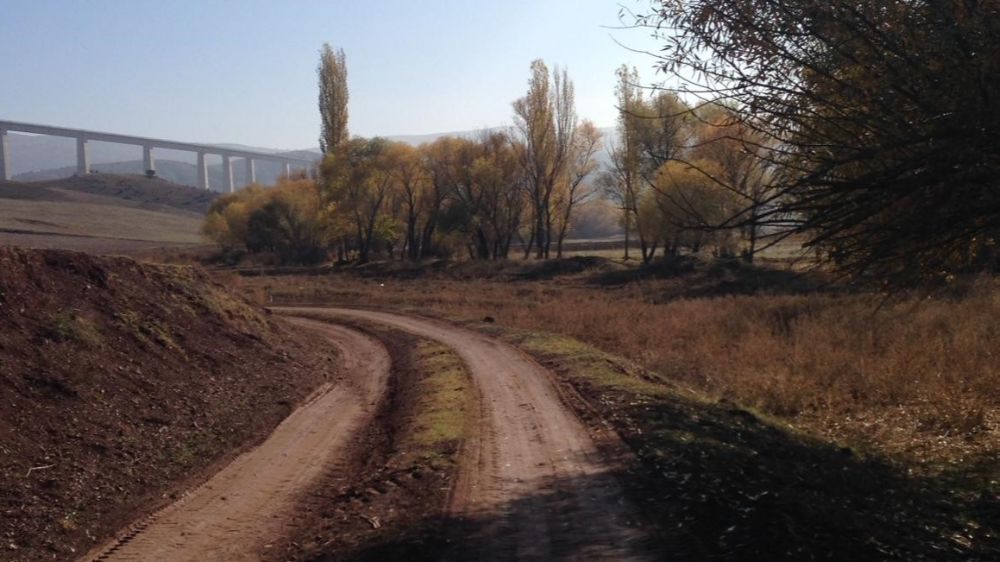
634;0;1000;285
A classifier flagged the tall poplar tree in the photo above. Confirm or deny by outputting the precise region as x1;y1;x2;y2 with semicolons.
512;60;578;259
317;44;349;155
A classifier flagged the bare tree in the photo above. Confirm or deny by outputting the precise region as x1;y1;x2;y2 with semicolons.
555;120;602;258
512;60;578;259
602;66;643;261
690;105;775;262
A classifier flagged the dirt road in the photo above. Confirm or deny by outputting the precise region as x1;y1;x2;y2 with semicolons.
282;308;655;561
80;320;389;562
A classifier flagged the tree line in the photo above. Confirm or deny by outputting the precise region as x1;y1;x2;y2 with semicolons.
631;0;1000;285
206;54;606;263
207;0;999;286
205;48;770;265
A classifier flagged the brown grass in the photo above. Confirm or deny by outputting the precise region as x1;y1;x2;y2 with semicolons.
230;265;999;468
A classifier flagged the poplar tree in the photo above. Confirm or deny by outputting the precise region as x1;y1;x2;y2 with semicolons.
512;60;579;259
317;44;349;155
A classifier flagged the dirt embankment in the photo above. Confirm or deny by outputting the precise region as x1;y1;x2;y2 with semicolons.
0;248;336;561
81;321;389;562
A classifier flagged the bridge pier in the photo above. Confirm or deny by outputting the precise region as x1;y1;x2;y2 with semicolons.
0;129;9;181
197;152;209;190
283;162;291;178
76;136;90;174
143;144;155;175
222;154;234;193
244;158;256;186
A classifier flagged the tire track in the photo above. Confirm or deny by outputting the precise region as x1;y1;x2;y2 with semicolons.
79;321;389;562
280;308;656;561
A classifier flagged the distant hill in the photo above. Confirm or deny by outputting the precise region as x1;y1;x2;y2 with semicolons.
14;159;295;191
1;173;218;214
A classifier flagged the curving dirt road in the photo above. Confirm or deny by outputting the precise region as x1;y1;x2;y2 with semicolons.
80;320;389;562
281;308;656;561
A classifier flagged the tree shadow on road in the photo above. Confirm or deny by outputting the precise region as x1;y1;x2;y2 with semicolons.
306;391;997;562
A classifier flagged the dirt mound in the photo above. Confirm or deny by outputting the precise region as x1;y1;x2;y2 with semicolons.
0;173;217;214
0;247;334;561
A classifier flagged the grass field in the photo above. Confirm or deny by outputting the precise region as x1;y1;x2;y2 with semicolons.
231;259;999;476
484;326;997;558
0;175;211;252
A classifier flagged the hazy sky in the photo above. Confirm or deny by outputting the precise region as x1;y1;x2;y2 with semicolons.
0;1;664;150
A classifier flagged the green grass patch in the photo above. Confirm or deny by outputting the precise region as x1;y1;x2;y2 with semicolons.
398;340;475;467
43;311;103;347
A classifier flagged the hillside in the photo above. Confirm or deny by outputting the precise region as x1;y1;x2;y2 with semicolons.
13;159;294;191
0;174;214;253
0;247;336;561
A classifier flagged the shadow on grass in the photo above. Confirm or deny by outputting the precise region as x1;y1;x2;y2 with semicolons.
233;255;833;302
589;256;827;300
309;391;996;561
604;391;997;561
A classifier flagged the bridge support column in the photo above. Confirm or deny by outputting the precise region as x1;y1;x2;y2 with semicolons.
283;162;291;178
0;129;9;181
76;136;90;174
222;154;234;193
142;145;155;175
244;158;256;186
197;152;210;190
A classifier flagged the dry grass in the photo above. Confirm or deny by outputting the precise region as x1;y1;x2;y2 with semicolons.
0;199;204;243
231;264;999;468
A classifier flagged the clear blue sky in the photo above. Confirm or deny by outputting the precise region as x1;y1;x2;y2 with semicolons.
0;1;664;150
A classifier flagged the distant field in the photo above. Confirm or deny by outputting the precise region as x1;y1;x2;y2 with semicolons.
0;174;212;252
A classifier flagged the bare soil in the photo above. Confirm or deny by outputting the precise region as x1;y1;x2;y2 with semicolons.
264;323;475;562
81;319;389;561
0;248;336;561
279;308;660;561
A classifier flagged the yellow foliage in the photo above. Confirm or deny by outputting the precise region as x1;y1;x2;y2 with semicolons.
202;178;339;264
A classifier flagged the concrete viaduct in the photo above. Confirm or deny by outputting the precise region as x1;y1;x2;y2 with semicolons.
0;119;316;192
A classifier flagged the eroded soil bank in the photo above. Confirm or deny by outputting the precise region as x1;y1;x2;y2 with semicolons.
0;248;336;561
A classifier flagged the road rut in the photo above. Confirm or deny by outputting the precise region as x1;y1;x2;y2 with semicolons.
80;320;389;562
282;308;655;561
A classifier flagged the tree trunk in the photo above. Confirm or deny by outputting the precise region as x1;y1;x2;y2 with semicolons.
745;207;759;264
475;229;490;260
419;219;436;260
542;203;553;259
523;228;535;260
534;210;545;259
406;210;419;261
556;219;569;259
623;211;631;260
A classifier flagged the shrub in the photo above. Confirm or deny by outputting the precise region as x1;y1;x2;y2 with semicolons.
203;177;338;265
